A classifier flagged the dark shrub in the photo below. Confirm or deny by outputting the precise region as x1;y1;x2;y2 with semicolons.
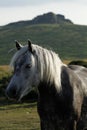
68;60;87;68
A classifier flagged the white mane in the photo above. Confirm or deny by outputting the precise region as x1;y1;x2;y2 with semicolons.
10;44;66;91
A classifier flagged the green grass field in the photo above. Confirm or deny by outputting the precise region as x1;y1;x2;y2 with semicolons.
0;24;87;65
0;98;40;130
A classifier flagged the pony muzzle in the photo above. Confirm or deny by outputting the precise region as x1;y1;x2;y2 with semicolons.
6;85;19;100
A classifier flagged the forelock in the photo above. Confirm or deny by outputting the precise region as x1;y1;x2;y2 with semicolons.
10;46;28;68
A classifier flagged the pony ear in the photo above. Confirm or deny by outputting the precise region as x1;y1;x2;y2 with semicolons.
28;39;33;53
15;40;22;50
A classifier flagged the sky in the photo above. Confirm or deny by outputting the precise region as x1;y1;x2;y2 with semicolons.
0;0;87;26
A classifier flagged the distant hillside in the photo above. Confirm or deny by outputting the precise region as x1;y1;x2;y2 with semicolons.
31;12;73;24
6;12;73;27
0;12;87;65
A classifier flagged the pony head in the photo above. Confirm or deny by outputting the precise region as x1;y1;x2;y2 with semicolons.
6;40;40;101
6;40;63;101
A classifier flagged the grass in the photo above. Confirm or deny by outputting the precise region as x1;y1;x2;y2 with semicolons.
0;98;40;130
0;24;87;65
0;65;11;79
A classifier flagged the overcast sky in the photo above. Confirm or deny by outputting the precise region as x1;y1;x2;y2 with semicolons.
0;0;87;26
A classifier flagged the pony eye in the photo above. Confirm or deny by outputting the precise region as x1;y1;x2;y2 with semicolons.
25;64;32;69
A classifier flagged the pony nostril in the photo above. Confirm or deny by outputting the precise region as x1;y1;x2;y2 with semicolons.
11;88;16;96
6;87;17;99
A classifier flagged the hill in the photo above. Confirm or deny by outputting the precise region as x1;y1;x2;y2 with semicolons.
6;12;73;27
0;12;87;65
